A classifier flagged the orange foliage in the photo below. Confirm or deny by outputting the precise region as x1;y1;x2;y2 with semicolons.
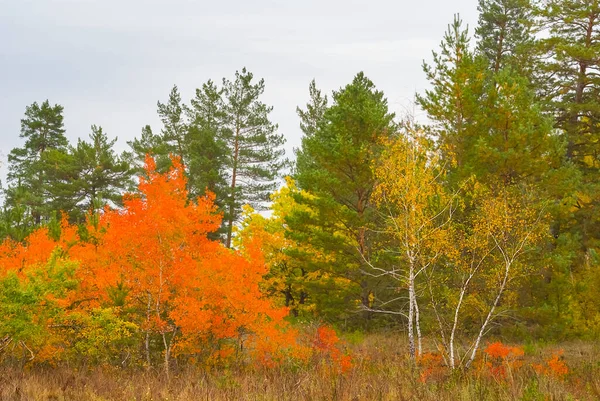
482;342;525;378
0;229;56;277
484;342;525;360
312;326;352;373
533;350;569;379
0;156;316;367
417;352;445;383
0;215;79;279
73;156;300;363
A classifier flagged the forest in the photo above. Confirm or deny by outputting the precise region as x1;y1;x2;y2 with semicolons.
2;0;600;400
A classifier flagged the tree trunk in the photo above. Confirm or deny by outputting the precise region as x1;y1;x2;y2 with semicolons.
407;260;416;361
226;127;240;248
145;292;152;368
466;260;511;368
414;293;422;357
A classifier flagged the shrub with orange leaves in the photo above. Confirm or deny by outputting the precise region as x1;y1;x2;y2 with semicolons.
0;156;310;371
311;325;352;373
533;350;569;379
417;352;445;383
72;156;306;371
482;342;525;378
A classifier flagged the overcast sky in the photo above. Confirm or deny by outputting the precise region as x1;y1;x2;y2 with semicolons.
0;0;479;180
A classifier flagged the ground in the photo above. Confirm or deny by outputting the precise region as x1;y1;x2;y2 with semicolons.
1;334;598;401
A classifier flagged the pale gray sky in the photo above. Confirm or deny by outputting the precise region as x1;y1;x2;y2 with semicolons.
0;0;479;178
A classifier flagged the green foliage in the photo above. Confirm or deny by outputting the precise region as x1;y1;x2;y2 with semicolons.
61;308;138;365
67;126;134;220
475;0;535;73
417;15;487;180
290;72;397;325
186;80;229;202
529;0;600;336
0;254;78;363
296;79;328;140
6;100;68;226
127;71;286;247
4;0;600;365
128;86;187;174
220;67;286;247
0;186;34;242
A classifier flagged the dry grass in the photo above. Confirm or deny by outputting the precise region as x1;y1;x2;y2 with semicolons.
1;334;599;401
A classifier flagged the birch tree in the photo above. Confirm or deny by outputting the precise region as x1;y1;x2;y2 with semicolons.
430;185;547;369
369;127;458;360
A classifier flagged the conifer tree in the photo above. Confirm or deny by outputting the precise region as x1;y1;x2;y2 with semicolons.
67;126;134;219
185;80;229;201
420;12;580;337
536;0;600;167
419;15;567;191
156;85;188;165
417;15;486;183
128;86;187;174
291;73;396;323
6;100;68;226
296;79;328;139
476;0;535;73
534;0;600;323
221;68;285;248
0;185;34;242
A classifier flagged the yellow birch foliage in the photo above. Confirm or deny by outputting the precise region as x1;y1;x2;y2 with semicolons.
372;129;456;275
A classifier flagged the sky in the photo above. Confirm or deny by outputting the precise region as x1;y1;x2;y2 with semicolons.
0;0;479;182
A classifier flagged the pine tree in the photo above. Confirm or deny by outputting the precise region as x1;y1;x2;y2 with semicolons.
420;12;581;339
291;72;396;324
127;125;163;172
419;14;565;190
0;185;34;242
156;85;188;165
417;15;486;183
6;100;69;226
475;0;535;73
296;79;328;139
185;80;229;201
535;0;600;253
67;126;134;219
127;86;187;174
534;0;600;326
221;68;286;248
536;0;600;167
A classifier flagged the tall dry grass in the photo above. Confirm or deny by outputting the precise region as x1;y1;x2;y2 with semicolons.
1;334;599;401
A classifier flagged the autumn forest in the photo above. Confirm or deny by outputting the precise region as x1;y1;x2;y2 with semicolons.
2;0;600;400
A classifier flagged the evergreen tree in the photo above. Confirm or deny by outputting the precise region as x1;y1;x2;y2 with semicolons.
296;79;328;139
419;15;566;190
68;126;134;219
534;0;600;327
128;73;284;248
127;86;187;174
6;100;68;226
0;185;34;242
536;0;600;167
40;147;79;221
127;125;162;171
221;68;285;248
156;85;188;165
417;15;486;183
185;80;229;201
291;73;397;324
475;0;535;73
420;13;581;338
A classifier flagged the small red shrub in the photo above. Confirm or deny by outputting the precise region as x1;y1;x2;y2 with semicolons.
312;325;352;373
482;342;524;378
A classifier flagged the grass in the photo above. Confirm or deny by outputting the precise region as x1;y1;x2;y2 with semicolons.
1;334;599;400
